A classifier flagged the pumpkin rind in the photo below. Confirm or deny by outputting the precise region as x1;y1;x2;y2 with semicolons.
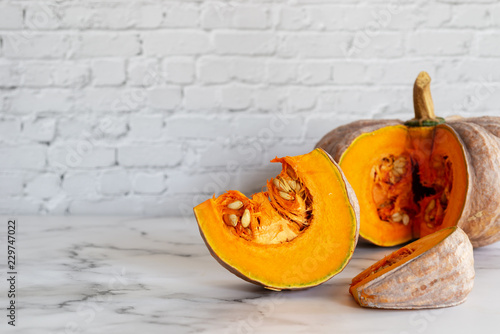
194;148;360;290
316;72;500;247
350;226;474;309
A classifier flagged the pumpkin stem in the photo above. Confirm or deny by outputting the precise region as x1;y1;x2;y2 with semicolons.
413;71;436;120
405;71;444;127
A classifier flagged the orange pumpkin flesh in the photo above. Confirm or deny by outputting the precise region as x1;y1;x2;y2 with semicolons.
194;148;360;290
340;124;468;246
349;226;475;309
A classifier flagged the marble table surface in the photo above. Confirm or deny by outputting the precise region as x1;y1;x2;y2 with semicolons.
1;216;499;334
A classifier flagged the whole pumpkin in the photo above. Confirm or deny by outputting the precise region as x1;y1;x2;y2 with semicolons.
316;71;500;247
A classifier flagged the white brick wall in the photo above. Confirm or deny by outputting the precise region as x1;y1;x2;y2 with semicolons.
1;0;499;216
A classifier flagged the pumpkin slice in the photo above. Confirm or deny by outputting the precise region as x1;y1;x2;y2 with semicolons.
194;148;360;291
350;226;474;309
317;71;500;247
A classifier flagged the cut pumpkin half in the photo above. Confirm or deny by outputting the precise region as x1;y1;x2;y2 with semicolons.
194;148;360;291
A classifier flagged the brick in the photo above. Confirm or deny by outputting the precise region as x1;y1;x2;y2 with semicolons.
48;145;115;169
8;89;73;113
18;61;89;88
133;172;166;194
91;7;134;29
234;114;304;139
233;58;265;83
347;33;404;59
25;3;60;30
52;62;90;88
129;114;164;139
298;62;333;85
332;62;367;84
92;59;126;86
287;87;318;111
434;59;500;83
0;173;24;195
62;171;98;196
136;5;164;28
18;62;53;87
277;33;351;58
127;58;160;87
0;119;21;142
3;33;71;59
279;6;310;30
100;170;130;195
59;6;95;29
267;60;297;84
0;145;46;170
199;141;262;168
0;4;24;29
25;173;60;199
23;118;56;142
0;60;20;87
254;87;283;111
142;31;210;56
70;198;141;215
163;58;195;84
214;32;276;55
146;87;182;110
421;4;452;28
408;32;473;56
448;6;491;28
201;3;235;29
184;86;219;110
476;33;500;56
80;88;144;112
57;117;92;139
165;115;232;139
233;6;269;29
76;33;140;57
118;145;183;167
96;115;128;138
221;86;252;110
197;57;232;84
164;4;199;27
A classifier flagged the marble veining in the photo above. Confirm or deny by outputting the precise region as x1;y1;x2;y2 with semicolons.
1;216;499;334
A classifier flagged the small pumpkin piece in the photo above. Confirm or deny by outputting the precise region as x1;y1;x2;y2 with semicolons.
194;148;360;291
349;226;474;309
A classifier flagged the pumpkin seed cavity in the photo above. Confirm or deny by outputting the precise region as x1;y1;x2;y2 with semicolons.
217;163;312;245
372;154;453;229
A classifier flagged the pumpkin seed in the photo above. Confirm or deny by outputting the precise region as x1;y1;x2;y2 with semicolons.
393;167;405;176
394;157;406;168
227;200;243;210
279;177;292;192
402;214;410;226
279;191;293;200
228;214;239;227
241;209;251;228
426;199;436;213
287;179;298;191
392;212;402;222
273;178;282;190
